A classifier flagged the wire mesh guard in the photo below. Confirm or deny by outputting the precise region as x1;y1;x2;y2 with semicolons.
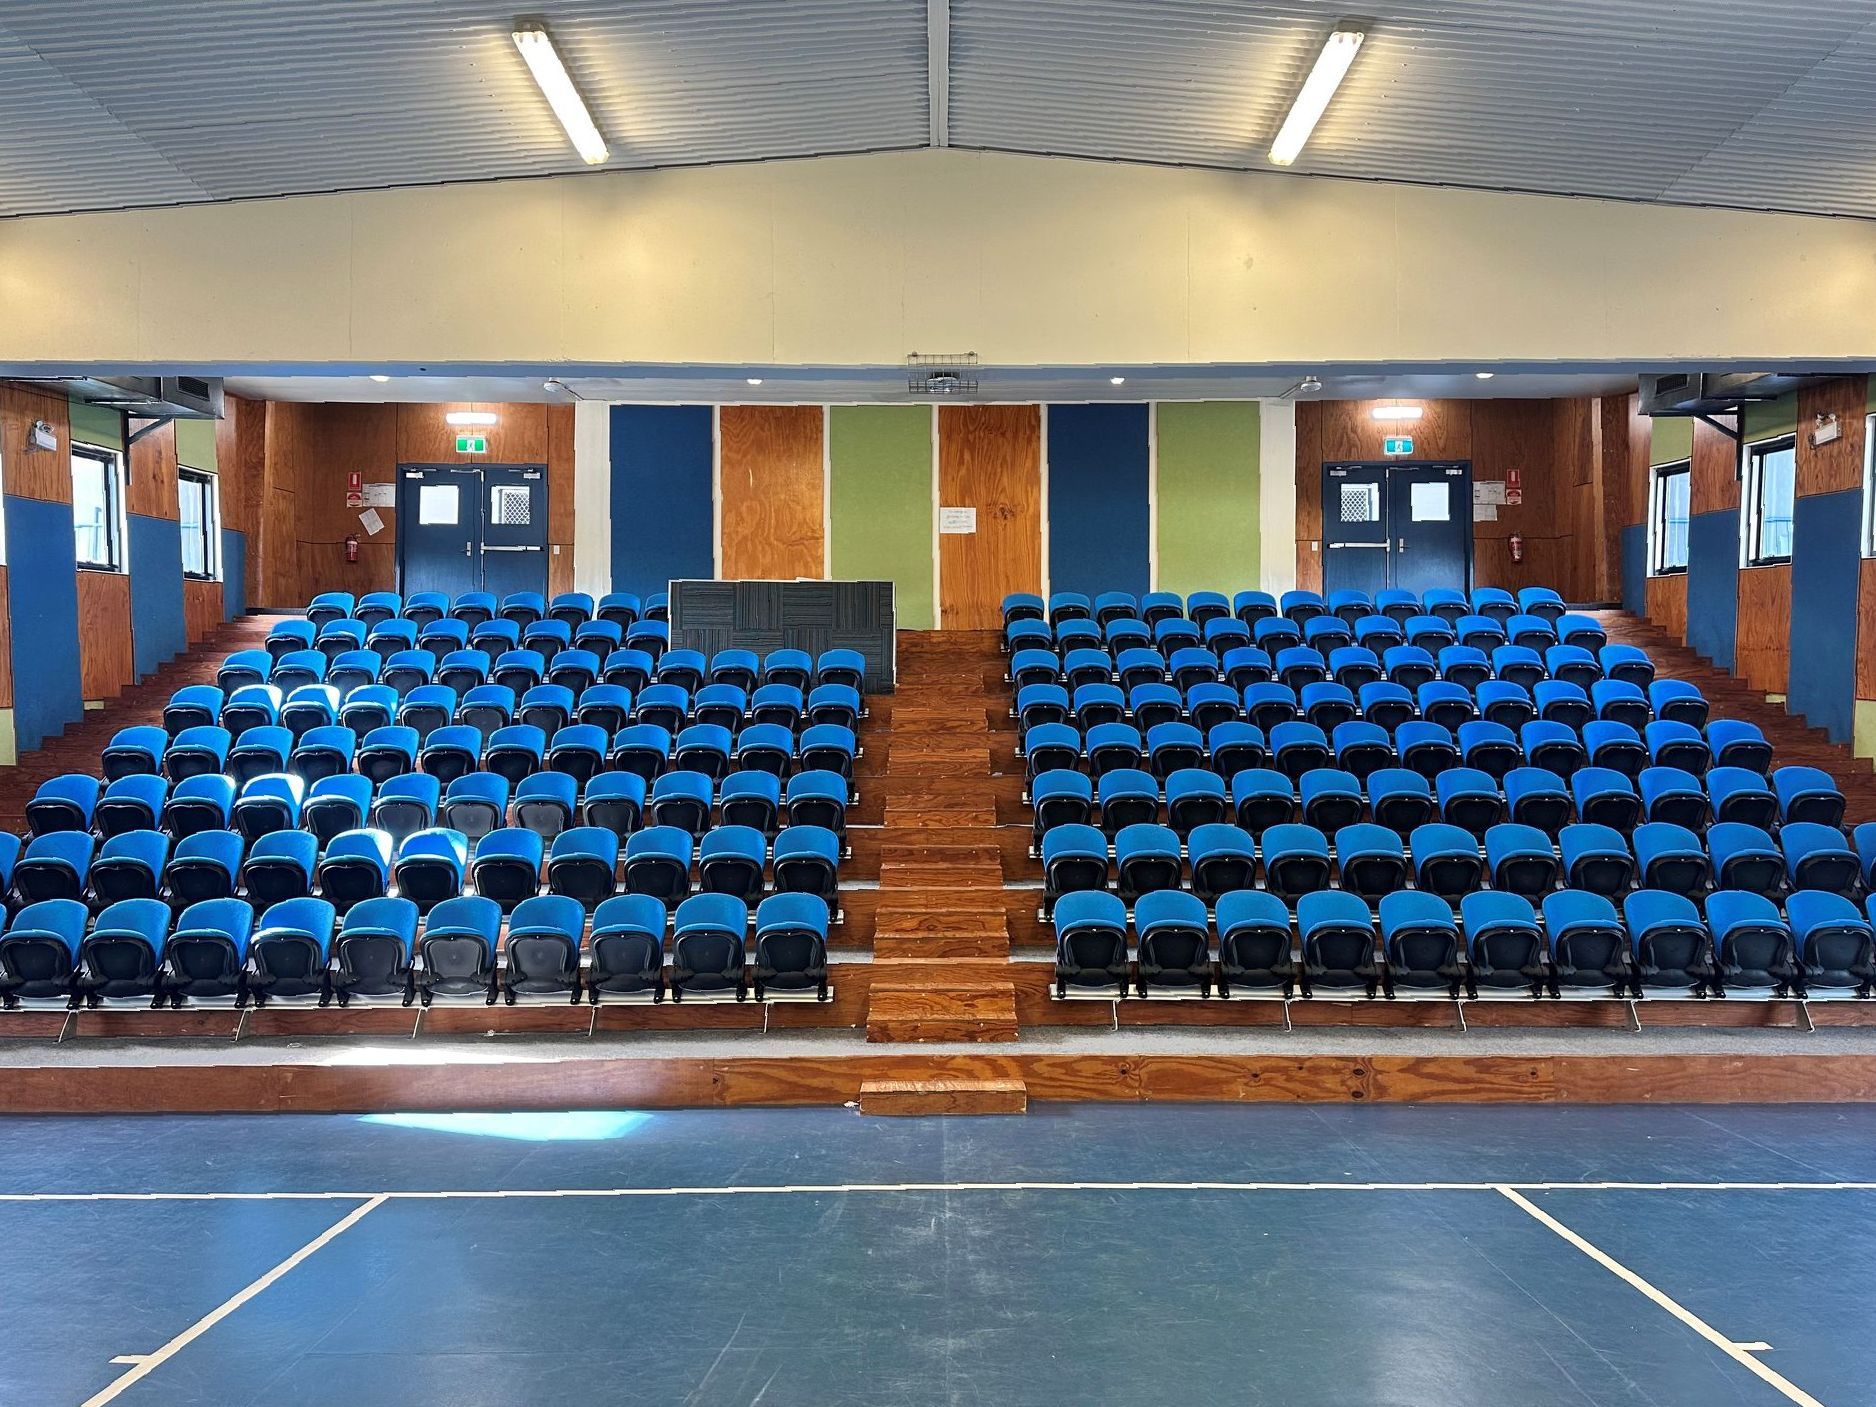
906;351;980;396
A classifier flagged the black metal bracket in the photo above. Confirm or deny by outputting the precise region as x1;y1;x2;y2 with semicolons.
127;414;175;447
1692;410;1742;442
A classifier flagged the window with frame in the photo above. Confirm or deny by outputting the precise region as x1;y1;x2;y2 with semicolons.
1743;435;1796;566
179;468;220;580
71;443;123;572
1648;459;1690;576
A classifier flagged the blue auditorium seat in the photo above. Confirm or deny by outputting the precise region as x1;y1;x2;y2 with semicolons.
1582;719;1646;778
1188;823;1255;902
1331;720;1392;779
1376;589;1420;625
1221;646;1274;690
161;830;243;906
369;771;439;842
1461;891;1547;996
547;724;609;787
1336;823;1408;903
1781;822;1861;898
1296;889;1379;995
1773;766;1845;828
316;829;394;914
164;684;225;735
785;771;848;835
1299;768;1363;834
1164;769;1228;836
97;775;169;838
1540;890;1631;994
1379;890;1463;996
89;830;170;908
1639;766;1708;831
624;826;694;905
1052;890;1129;997
588;893;668;1000
1708;767;1776;827
762;648;813;690
357;725;421;784
458;682;518;736
357;592;403;629
271;652;326;697
306;592;355;629
610;723;673;782
1632;822;1709;896
218;649;273;694
1215;889;1294;997
1648;680;1709;728
1083;722;1141;778
1228;769;1294;836
27;774;101;836
1598;646;1654;690
162;774;235;838
393;829;469;914
339;684;397;736
483;723;547;786
1395;721;1458;779
1571;766;1640;830
715;771;777;835
1534;680;1591;730
103;725;169;780
1115;823;1182;902
0;899;88;1005
1559;822;1634;897
754;893;831;1001
13;832;95;906
503;894;587;1001
1491;644;1546;692
1134;890;1213;996
697;826;765;903
396;684;456;739
1270;721;1331;780
670;893;748;1001
329;649;382;696
1485;822;1559;897
1789;892;1874;994
1262;823;1331;903
1520;720;1586;778
1457;720;1520;780
1476;680;1536;731
1708;822;1782;898
403;592;449;629
441;773;510;841
576;683;635;735
597;593;642;629
288;726;354;784
655;646;706;692
77;898;171;1005
1623;889;1711;993
417;895;502;1003
1708;719;1772;773
1094;768;1156;834
1042;824;1108;906
239;830;318;909
1704;891;1797;995
750;683;804;730
602;647;655;692
772;826;840;904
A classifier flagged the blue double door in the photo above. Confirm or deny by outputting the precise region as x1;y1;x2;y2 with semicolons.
1322;461;1473;597
396;464;548;599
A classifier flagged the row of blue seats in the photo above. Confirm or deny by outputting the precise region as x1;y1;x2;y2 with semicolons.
1038;817;1873;907
170;680;862;743
105;719;858;796
1013;642;1660;699
303;590;664;632
1050;887;1875;1000
1004;611;1612;661
0;820;841;919
1003;586;1570;631
0;888;832;1011
1031;763;1844;842
28;767;849;849
1019;672;1696;730
237;641;859;701
1018;717;1775;788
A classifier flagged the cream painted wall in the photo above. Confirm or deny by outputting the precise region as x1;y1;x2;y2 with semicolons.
1257;399;1297;596
571;398;612;598
6;149;1876;368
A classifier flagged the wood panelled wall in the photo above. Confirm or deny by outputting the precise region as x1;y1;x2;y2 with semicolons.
77;573;134;699
938;405;1042;629
1295;397;1631;602
254;400;575;607
718;406;825;580
0;384;73;503
127;418;180;520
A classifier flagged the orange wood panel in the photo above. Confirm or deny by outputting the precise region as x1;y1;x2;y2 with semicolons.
1315;398;1473;463
396;403;548;465
184;577;224;644
257;402;304;607
1734;564;1792;696
126;417;180;520
1860;557;1876;700
718;405;826;580
548;403;575;549
1293;400;1324;592
217;393;258;539
295;404;398;599
0;566;16;708
232;393;267;611
938;404;1041;629
1644;573;1688;645
1797;375;1868;497
77;570;134;699
0;383;73;503
1690;416;1741;515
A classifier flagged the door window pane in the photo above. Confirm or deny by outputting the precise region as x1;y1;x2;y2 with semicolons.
490;484;532;526
1339;482;1380;522
1409;481;1451;522
418;484;460;524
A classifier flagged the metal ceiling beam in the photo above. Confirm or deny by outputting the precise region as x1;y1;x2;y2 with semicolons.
927;0;949;147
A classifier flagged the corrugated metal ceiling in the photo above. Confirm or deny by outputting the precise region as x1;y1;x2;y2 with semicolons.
5;1;1876;220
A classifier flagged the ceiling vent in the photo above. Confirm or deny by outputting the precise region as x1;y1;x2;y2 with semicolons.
1639;372;1822;419
906;352;979;397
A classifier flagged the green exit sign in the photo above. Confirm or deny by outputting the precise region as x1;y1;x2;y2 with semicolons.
1383;436;1414;456
455;434;487;454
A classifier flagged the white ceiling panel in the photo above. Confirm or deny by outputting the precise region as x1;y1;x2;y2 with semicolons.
6;2;1876;220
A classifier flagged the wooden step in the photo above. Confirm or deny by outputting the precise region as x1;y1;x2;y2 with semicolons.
866;980;1019;1042
859;1078;1027;1115
873;930;1012;960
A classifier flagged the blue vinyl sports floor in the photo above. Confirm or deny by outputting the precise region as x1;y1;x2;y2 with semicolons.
3;1102;1873;1406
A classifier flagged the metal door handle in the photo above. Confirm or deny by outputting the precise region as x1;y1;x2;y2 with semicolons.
483;545;540;553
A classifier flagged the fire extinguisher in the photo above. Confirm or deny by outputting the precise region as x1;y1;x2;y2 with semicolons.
343;533;361;564
1507;532;1525;564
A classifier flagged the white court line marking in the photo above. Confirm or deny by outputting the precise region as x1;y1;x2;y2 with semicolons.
1498;1186;1825;1407
0;1179;1875;1203
79;1194;386;1407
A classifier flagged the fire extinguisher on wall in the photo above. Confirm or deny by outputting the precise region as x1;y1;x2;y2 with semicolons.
1507;532;1525;564
344;533;361;564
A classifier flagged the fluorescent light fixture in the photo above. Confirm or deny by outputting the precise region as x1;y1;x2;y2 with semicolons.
1475;371;1496;380
1268;24;1366;166
445;410;499;426
513;24;609;165
1371;405;1423;422
1109;376;1127;386
369;374;391;383
746;377;764;386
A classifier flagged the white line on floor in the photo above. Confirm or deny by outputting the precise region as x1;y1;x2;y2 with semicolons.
1;1179;1875;1203
1497;1186;1825;1407
79;1194;386;1407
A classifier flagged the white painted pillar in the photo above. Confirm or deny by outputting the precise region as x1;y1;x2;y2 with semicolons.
1258;398;1298;596
571;399;612;596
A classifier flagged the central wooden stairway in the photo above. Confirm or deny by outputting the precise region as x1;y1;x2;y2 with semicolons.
863;630;1019;1043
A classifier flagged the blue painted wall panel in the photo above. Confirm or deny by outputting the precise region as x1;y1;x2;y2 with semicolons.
1685;508;1739;670
5;495;81;750
1788;489;1861;743
221;530;247;620
610;406;715;597
1046;404;1150;600
1619;524;1646;616
129;513;185;679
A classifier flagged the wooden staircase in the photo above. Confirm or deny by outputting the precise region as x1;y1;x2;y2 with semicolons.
0;613;280;832
863;630;1019;1043
1595;609;1876;823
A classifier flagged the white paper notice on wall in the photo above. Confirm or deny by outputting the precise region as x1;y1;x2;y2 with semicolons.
939;506;978;534
358;508;385;536
1473;480;1508;507
361;481;396;509
1473;502;1499;523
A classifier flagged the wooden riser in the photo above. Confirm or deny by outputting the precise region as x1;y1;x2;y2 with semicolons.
859;1078;1027;1115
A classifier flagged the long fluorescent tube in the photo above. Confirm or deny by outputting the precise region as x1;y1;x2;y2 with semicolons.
1268;24;1366;166
446;410;499;426
1371;405;1423;422
513;24;609;165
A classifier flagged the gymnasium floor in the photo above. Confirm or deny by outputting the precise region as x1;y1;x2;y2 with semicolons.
4;1104;1869;1406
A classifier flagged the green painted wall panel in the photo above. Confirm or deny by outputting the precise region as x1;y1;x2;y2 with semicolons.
1743;392;1798;442
829;404;934;630
1648;415;1692;467
1154;402;1260;596
174;418;218;471
66;396;125;452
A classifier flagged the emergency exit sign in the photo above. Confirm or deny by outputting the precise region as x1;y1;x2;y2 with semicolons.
1383;436;1414;456
455;433;487;454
